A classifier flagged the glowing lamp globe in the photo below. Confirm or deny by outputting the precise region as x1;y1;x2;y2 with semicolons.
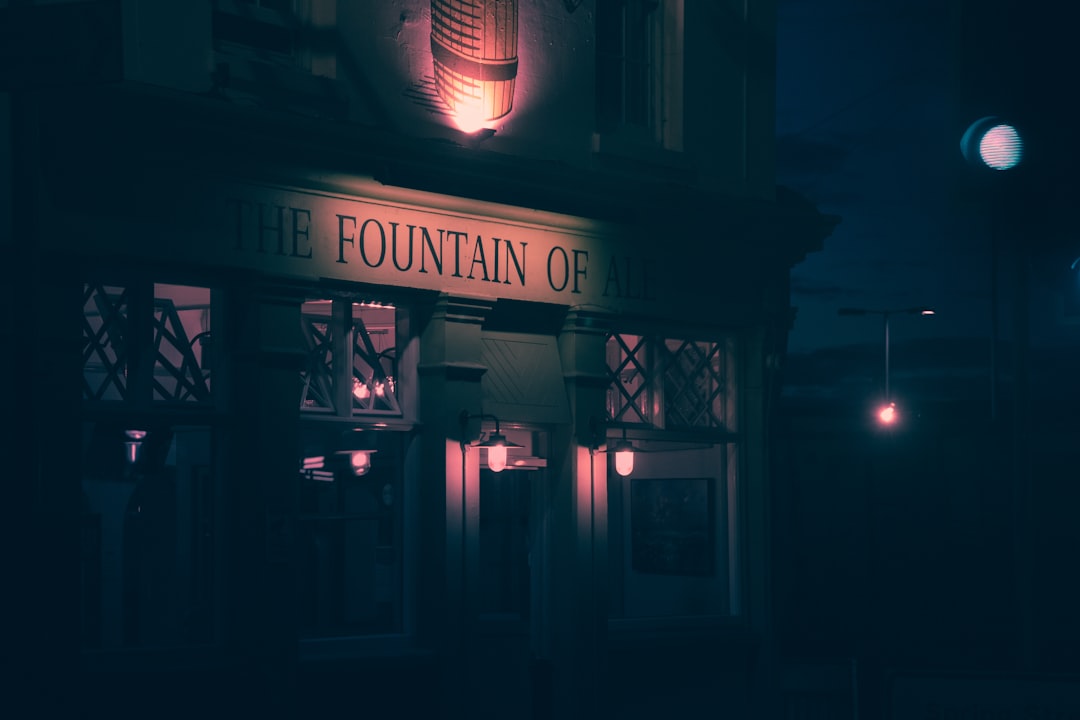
484;433;509;473
349;450;372;477
961;116;1023;171
877;402;898;426
612;439;635;477
486;444;507;473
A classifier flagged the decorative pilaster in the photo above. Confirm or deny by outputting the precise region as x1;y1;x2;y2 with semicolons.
414;293;493;715
550;308;614;719
217;284;306;713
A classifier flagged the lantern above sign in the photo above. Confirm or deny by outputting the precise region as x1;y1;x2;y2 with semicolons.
430;0;519;133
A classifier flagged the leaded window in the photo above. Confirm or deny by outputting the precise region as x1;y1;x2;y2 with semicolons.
606;332;735;431
82;283;213;405
300;299;400;417
80;280;218;651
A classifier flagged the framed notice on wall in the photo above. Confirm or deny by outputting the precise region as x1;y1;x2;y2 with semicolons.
630;477;714;576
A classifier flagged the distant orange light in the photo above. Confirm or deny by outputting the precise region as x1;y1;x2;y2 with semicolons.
877;402;897;425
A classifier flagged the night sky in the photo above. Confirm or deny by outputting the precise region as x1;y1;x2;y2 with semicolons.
776;0;1080;404
771;2;1080;684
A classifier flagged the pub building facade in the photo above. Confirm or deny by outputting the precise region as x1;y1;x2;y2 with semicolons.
6;1;834;717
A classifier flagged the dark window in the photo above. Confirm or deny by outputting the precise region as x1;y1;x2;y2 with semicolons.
82;283;213;406
298;428;404;636
596;0;660;133
81;281;219;650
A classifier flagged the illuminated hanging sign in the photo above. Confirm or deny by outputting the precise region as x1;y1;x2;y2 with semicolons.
430;0;519;133
215;182;658;308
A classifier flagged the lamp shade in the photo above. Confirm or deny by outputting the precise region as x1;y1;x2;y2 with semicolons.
480;431;522;473
125;429;147;465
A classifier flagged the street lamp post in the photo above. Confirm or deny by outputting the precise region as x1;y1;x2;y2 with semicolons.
838;306;935;425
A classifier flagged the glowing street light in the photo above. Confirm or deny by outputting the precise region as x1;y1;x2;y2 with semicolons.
961;116;1024;172
838;306;935;425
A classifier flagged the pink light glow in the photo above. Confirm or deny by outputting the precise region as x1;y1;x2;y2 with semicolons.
431;0;518;133
877;403;898;425
452;104;492;134
486;443;507;473
979;124;1022;170
349;450;372;476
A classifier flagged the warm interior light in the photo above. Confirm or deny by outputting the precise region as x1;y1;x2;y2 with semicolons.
352;378;371;400
613;439;635;477
302;455;326;470
877;402;898;425
485;435;508;473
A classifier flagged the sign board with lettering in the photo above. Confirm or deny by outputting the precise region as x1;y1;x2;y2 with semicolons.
214;181;660;310
50;172;764;327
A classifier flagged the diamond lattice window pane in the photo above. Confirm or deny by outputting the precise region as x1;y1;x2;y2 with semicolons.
151;284;212;403
82;284;129;402
606;333;652;424
661;339;727;429
300;314;336;412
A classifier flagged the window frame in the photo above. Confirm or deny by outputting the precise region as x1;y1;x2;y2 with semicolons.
595;0;684;152
80;278;224;655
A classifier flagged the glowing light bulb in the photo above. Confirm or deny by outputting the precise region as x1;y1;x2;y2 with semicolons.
452;104;491;134
352;378;371;400
979;124;1022;170
350;450;372;476
613;439;635;477
487;443;507;473
877;402;898;425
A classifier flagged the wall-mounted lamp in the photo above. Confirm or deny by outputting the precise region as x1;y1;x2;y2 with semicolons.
125;429;147;465
610;436;636;477
459;410;522;473
431;0;519;133
587;418;637;477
